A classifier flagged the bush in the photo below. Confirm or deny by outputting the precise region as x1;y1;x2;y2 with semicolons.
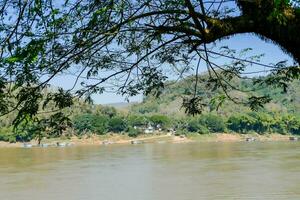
170;118;188;131
248;112;274;134
14;129;34;142
290;121;300;135
227;113;300;135
108;117;127;133
271;121;287;134
148;115;170;129
73;114;95;133
197;125;210;134
227;114;255;133
127;127;142;137
127;115;147;127
187;119;201;132
187;119;210;134
0;127;15;142
174;129;186;136
73;114;109;135
282;115;300;135
201;114;226;133
8;135;16;143
0;127;33;143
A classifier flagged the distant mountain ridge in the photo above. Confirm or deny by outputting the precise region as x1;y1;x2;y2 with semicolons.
105;101;140;108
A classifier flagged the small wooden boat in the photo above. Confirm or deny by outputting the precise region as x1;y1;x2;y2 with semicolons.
246;137;255;142
40;143;49;148
23;143;33;148
131;140;143;144
57;142;67;147
289;136;298;141
102;140;113;145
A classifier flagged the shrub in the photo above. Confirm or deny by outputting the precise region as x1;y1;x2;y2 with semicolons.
227;114;255;133
0;127;14;142
249;112;274;134
148;115;170;129
187;119;201;132
0;126;33;143
282;115;300;135
175;129;186;136
73;114;109;135
127;115;147;127
15;129;34;142
171;118;188;130
197;125;210;134
186;118;210;134
8;135;17;143
108;117;127;133
271;121;287;134
127;127;142;137
73;114;95;133
201;114;226;133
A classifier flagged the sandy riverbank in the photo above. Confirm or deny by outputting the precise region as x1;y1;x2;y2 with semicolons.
0;133;295;148
187;133;292;142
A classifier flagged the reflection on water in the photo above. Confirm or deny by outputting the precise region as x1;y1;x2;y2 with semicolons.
1;142;300;200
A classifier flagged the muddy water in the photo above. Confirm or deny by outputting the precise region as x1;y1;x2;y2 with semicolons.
1;142;300;200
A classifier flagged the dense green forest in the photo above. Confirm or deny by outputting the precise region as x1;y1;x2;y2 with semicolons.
129;75;300;135
0;75;300;144
131;76;300;116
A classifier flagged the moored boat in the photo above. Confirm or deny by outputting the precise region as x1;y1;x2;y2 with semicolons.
57;142;67;147
131;140;143;144
23;143;33;148
246;137;256;142
289;136;298;141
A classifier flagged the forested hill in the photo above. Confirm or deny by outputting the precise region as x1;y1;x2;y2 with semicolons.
129;76;300;117
1;75;299;144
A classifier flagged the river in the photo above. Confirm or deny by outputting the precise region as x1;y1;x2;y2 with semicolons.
1;142;300;200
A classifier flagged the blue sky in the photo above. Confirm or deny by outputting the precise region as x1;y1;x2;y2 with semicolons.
49;33;294;105
45;1;295;105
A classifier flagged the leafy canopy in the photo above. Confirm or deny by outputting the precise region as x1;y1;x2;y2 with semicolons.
0;0;299;127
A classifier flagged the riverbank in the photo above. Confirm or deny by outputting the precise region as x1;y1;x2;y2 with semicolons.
186;133;292;142
0;133;295;148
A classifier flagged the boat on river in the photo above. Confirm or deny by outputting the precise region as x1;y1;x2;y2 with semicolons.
131;140;143;144
57;142;67;147
23;143;33;148
289;136;298;141
40;144;49;148
102;140;114;145
246;137;256;142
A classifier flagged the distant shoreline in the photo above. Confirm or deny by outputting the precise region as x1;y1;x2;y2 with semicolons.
0;133;295;148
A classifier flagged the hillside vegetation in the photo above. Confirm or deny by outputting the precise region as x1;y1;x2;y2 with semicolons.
127;75;300;136
130;76;300;116
0;75;300;144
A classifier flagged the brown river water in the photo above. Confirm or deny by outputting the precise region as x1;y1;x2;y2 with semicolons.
1;142;300;200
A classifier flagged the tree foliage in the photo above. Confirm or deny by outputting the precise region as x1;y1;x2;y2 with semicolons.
73;114;109;135
0;0;299;125
108;116;127;133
